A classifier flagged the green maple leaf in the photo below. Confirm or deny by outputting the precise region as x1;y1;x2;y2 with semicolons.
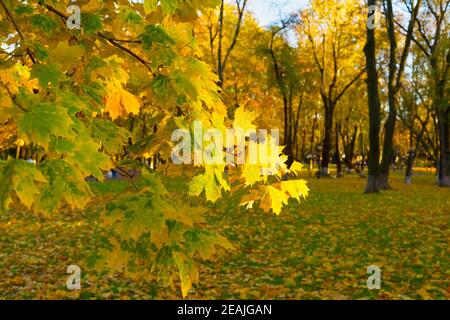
31;63;65;89
31;14;57;33
81;13;102;35
17;102;74;149
138;25;175;50
67;139;111;180
35;160;92;213
90;119;131;154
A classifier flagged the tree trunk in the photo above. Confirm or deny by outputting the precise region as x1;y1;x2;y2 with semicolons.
405;150;414;184
379;0;421;189
344;126;358;173
320;101;334;176
309;117;317;173
301;127;306;162
378;0;397;190
379;98;396;189
336;123;343;177
364;0;381;193
437;108;450;186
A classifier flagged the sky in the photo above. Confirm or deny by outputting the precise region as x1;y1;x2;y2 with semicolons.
245;0;306;28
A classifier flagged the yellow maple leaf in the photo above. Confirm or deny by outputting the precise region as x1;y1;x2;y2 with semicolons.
173;251;199;298
242;164;264;185
233;105;257;133
260;185;288;215
104;80;141;120
290;161;303;176
281;179;309;202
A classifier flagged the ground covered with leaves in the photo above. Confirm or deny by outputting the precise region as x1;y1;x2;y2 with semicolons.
0;171;448;299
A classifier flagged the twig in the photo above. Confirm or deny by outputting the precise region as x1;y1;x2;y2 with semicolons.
96;32;155;75
0;0;36;63
116;167;140;191
1;82;29;112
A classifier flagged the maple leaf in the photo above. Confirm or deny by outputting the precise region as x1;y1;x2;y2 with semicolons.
17;102;74;149
104;80;141;120
189;166;229;202
35;160;92;213
185;229;235;260
233;106;257;133
30;63;65;89
172;250;199;298
281;180;309;202
90;119;131;154
290;161;303;176
139;25;175;50
0;158;48;211
68;139;112;180
260;185;289;215
49;41;85;70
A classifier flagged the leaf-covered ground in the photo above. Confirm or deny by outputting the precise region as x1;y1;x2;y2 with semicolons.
0;171;449;299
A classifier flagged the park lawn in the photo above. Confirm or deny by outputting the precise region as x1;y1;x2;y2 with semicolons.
0;171;448;299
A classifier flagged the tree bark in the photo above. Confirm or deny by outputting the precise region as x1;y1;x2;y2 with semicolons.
379;0;422;189
309;116;317;173
437;107;450;186
364;0;381;193
320;101;334;176
343;125;358;173
336;123;343;177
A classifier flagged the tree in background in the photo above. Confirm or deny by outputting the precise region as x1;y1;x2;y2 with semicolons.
302;0;366;177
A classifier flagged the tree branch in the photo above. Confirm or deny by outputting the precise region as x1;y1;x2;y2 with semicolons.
38;1;155;76
0;0;36;63
222;0;248;73
334;67;366;103
394;19;430;57
1;82;29;112
395;0;422;91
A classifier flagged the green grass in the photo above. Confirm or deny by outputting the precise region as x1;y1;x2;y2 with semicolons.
0;171;448;299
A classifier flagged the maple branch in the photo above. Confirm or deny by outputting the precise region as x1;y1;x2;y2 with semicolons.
1;82;29;112
0;48;23;57
96;33;155;76
111;39;142;44
116;167;139;191
0;0;36;63
38;2;154;76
